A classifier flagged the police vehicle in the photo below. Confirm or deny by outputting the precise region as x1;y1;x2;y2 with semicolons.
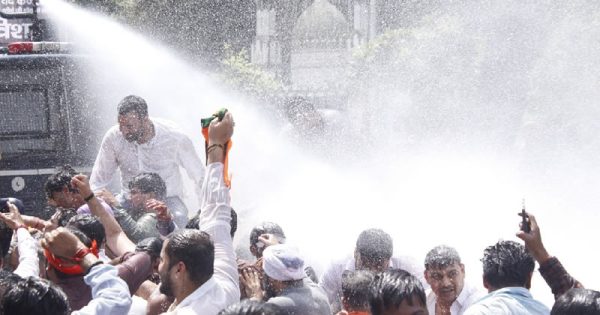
0;1;109;217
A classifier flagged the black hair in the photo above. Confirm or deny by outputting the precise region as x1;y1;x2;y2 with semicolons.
284;96;315;117
425;245;462;270
0;269;22;313
218;299;285;315
481;240;535;289
136;237;164;261
551;288;600;315
356;229;393;266
53;207;78;227
369;269;426;315
118;95;148;117
249;222;286;247
2;277;69;315
166;229;214;284
185;212;200;230
187;208;238;239
44;165;77;199
128;172;167;200
342;270;375;311
67;214;106;246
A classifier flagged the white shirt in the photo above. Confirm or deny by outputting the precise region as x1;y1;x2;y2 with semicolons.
319;255;427;314
13;228;39;278
463;287;550;315
426;281;486;315
73;264;132;315
90;118;205;201
162;163;240;315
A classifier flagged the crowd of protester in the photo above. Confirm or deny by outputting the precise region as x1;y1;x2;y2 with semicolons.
0;95;598;315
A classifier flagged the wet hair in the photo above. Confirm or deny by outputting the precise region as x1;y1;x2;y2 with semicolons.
425;245;462;270
284;96;315;118
218;299;285;315
118;95;148;117
185;212;200;229
342;270;375;311
187;208;238;239
44;165;77;199
369;269;426;315
0;269;22;312
166;229;214;284
128;172;167;200
67;214;106;246
2;277;69;315
356;229;393;266
481;240;534;289
136;237;163;261
249;222;286;247
551;288;600;315
53;207;78;227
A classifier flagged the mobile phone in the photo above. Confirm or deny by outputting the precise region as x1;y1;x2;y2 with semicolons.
519;200;531;233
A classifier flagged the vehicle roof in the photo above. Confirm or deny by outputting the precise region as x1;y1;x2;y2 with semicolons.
0;54;86;69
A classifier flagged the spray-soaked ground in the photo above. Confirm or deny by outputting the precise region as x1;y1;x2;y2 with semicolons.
44;0;600;307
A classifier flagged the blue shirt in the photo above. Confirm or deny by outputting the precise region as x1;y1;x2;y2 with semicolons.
463;287;550;315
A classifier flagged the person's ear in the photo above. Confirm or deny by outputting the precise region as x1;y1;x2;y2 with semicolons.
250;244;258;257
175;261;186;276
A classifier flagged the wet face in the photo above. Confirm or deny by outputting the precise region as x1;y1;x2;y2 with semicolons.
382;295;428;315
158;241;174;296
355;252;390;272
50;187;81;209
425;262;465;306
118;112;145;143
129;187;155;211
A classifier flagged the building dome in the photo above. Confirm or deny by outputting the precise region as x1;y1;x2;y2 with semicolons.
292;0;350;49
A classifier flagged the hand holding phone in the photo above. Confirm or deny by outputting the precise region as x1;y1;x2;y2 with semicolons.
519;200;531;233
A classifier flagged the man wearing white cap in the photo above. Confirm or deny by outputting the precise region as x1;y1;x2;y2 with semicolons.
247;243;330;315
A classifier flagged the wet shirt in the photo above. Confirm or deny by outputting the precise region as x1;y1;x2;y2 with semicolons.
90;118;205;201
426;281;486;315
267;279;331;315
162;163;240;315
319;255;427;314
463;287;550;315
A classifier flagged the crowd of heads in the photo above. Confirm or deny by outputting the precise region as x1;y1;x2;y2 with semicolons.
0;97;598;315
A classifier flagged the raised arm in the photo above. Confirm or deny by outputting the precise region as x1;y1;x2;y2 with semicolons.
71;175;136;256
0;202;39;278
41;227;132;315
198;111;239;303
516;212;583;299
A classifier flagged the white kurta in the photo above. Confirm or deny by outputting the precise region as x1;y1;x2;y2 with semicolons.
90;118;205;202
426;281;486;315
162;163;240;315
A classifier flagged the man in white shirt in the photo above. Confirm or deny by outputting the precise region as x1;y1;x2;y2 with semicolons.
424;245;485;315
158;111;239;315
320;228;426;314
90;95;205;227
